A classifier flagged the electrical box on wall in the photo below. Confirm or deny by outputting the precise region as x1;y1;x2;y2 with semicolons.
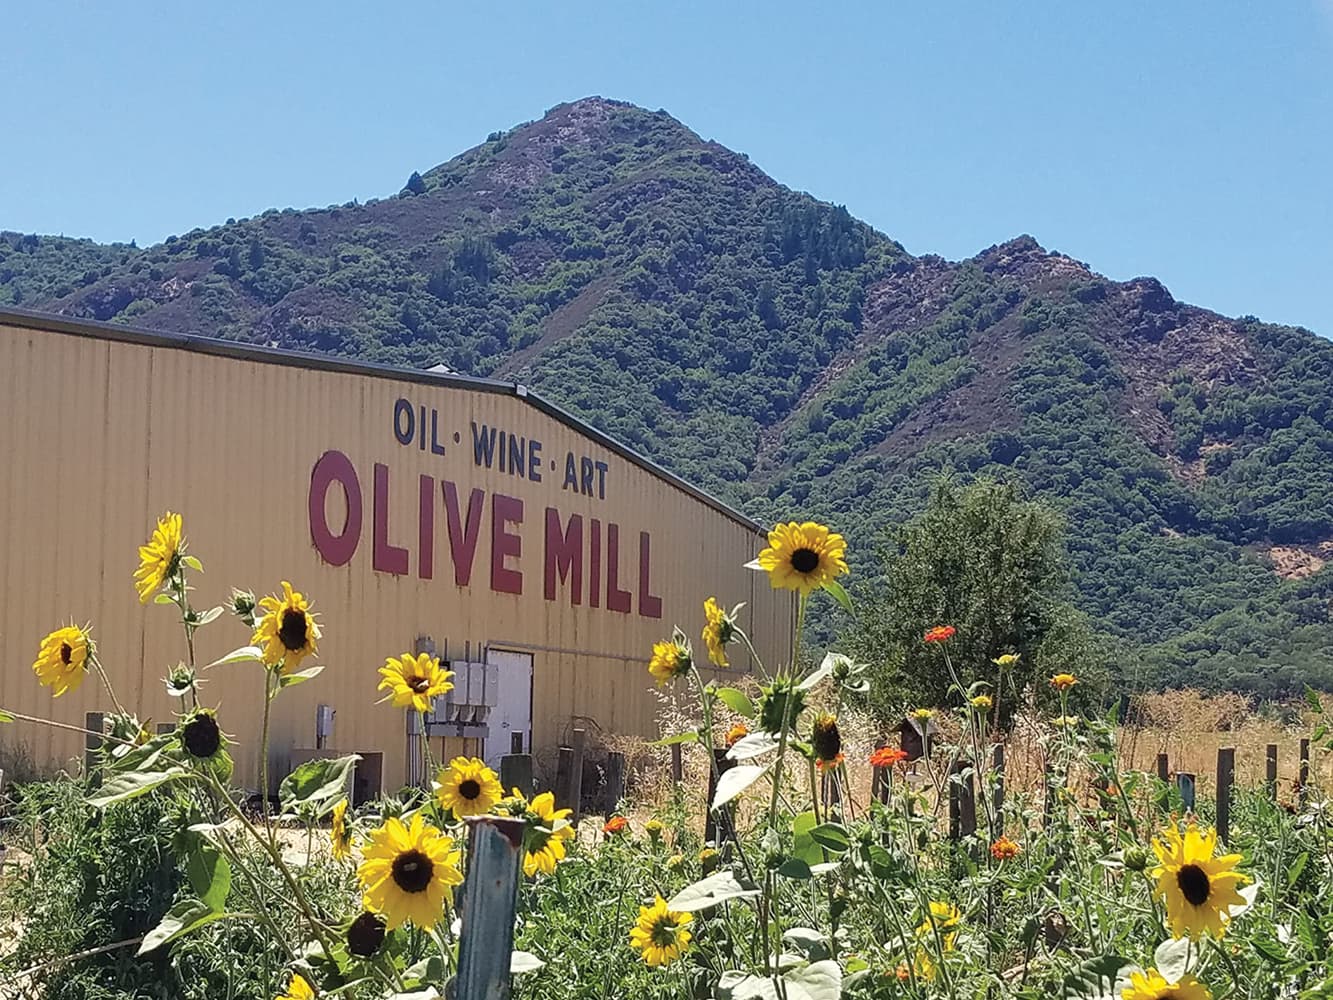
426;660;494;737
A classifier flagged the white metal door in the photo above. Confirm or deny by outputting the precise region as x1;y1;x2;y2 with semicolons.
484;648;533;770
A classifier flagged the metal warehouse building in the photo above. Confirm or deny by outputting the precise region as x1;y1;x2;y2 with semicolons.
0;308;794;798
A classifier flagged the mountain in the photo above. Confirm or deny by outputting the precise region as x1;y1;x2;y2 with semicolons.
4;96;1333;696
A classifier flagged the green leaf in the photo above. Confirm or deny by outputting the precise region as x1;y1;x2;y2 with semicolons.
1061;955;1133;1000
204;645;264;669
711;764;768;810
726;731;780;760
650;730;699;746
186;839;231;912
138;898;241;954
821;579;853;615
1287;852;1309;890
0;709;13;723
783;961;842;1000
798;652;848;692
667;871;761;912
154;593;176;605
1305;686;1323;714
181;554;204;572
104;731;177;774
1252;936;1287;963
775;857;812;879
782;927;832;962
86;767;188;808
1153;937;1192;982
196;605;223;626
279;754;359;816
510;950;545;974
808;822;850;853
278;664;325;688
714;687;756;719
790;811;823;866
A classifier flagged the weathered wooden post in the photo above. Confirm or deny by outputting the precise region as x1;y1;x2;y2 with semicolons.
84;711;105;774
1176;772;1196;812
1155;753;1170;811
604;751;626;813
570;728;587;824
555;746;574;810
500;753;534;799
948;760;976;841
871;757;891;805
669;744;683;786
456;816;525;1000
991;743;1006;820
1265;744;1278;800
1216;747;1234;844
1299;738;1310;806
705;748;735;845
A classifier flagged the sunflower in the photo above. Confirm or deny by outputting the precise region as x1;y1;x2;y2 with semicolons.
909;708;935;723
377;653;453;714
1122;969;1212;1000
628;895;693;967
276;973;315;1000
330;798;353;861
1050;673;1078;691
179;709;225;760
701;597;737;668
134;511;183;603
698;847;720;873
647;632;693;687
970;694;993;711
357;814;463;931
1051;715;1080;729
433;757;503;818
519;791;576;877
755;521;848;595
1150;823;1248;940
32;624;93;698
252;581;321;672
916;901;961;937
993;652;1020;668
811;713;843;770
345;910;387;959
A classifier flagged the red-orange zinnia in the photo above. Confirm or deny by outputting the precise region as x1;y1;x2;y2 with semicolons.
923;625;956;644
725;722;749;747
990;836;1021;861
869;746;909;768
603;816;628;836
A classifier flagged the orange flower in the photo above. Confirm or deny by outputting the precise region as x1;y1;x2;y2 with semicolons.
869;746;909;768
815;753;845;772
990;836;1021;861
1050;673;1077;691
725;722;749;747
895;963;911;982
923;625;956;644
603;816;629;836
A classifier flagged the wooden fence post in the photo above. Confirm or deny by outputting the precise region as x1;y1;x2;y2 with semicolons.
670;744;683;786
84;712;105;774
1176;772;1196;812
1266;744;1278;800
604;751;626;813
871;761;891;805
555;746;573;810
500;753;534;799
570;729;586;825
949;760;976;841
1155;753;1170;811
1299;738;1310;806
705;748;735;845
1216;748;1234;844
456;816;525;1000
991;744;1005;821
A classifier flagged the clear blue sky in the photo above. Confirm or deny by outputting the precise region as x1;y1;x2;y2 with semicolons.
5;1;1330;334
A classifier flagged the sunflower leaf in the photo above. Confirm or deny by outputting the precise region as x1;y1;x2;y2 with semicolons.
138;898;245;954
821;579;853;614
808;822;850;853
1153;937;1192;981
799;653;848;692
711;764;768;810
510;950;545;973
86;767;189;808
727;731;780;760
1061;955;1133;1000
714;687;756;719
204;645;264;669
181;554;204;572
186;838;231;912
278;664;325;688
279;754;359;815
667;871;761;912
782;960;842;1000
0;709;13;723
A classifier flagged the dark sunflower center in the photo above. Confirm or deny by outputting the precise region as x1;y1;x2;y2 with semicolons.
409;674;431;693
346;911;387;958
59;642;73;665
790;548;820;574
459;779;481;800
182;714;221;758
1177;863;1211;906
391;849;435;893
278;609;308;651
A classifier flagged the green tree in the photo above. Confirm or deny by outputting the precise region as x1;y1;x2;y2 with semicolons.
847;477;1106;725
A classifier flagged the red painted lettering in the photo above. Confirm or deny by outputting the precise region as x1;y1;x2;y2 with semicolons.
418;474;434;580
442;481;484;586
544;508;583;605
491;494;524;595
589;517;602;609
605;522;632;613
638;531;662;619
373;463;409;575
309;451;361;566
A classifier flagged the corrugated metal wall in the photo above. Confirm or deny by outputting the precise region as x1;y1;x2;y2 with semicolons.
0;318;795;791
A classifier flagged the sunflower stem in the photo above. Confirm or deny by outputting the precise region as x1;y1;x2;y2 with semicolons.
90;654;129;721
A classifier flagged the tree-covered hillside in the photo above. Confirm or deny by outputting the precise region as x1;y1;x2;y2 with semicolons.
4;97;1332;696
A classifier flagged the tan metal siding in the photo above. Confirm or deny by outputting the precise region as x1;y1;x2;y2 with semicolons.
0;321;794;791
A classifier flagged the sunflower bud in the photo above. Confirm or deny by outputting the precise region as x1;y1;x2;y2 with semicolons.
698;847;720;874
181;710;222;759
1123;846;1151;873
229;588;257;626
346;910;387;958
811;713;842;767
757;678;807;734
164;663;197;698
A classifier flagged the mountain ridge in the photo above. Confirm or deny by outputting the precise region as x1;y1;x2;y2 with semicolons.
4;95;1333;695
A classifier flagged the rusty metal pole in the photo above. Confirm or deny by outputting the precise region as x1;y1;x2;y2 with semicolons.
456;816;526;1000
1216;747;1234;845
1265;744;1278;800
